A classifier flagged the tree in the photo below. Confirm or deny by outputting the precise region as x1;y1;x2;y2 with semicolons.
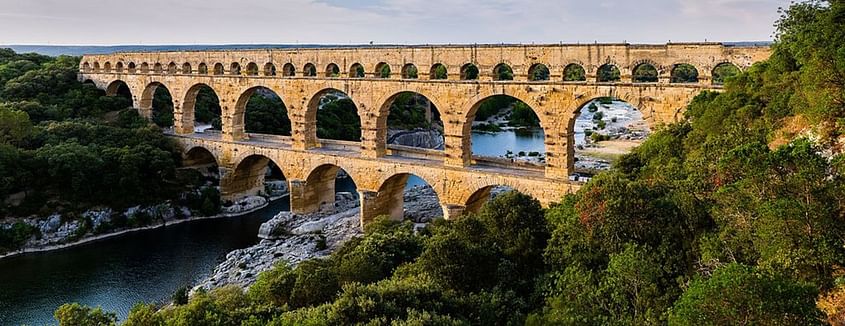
669;263;824;325
54;303;117;326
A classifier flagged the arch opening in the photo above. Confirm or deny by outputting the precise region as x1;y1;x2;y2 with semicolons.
401;64;418;79
461;63;479;80
127;62;136;73
430;64;447;80
182;62;192;74
282;63;295;77
308;89;361;142
382;92;444;153
230;62;241;75
142;82;174;128
325;63;340;77
493;63;514;81
528;63;550;81
374;173;442;222
223;154;289;206
198;63;208;74
104;62;112;72
213;63;224;75
140;62;150;74
184;84;222;133
297;164;358;215
115;62;124;73
238;87;292;137
153;63;163;74
303;63;317;77
597;64;621;82
246;62;259;76
179;147;223;216
82;62;91;72
467;95;545;167
712;62;740;85
572;97;651;179
671;63;699;83
632;63;659;83
93;62;101;72
464;185;518;215
376;62;391;78
264;63;277;76
167;62;177;74
349;63;365;78
106;80;132;101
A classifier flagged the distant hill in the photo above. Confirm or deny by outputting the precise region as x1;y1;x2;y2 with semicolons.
2;42;772;57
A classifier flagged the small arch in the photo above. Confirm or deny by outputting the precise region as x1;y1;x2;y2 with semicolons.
671;63;699;83
325;63;340;77
127;62;136;73
103;62;112;72
528;63;550;81
597;64;621;82
460;63;479;80
93;62;101;72
167;62;178;74
712;62;740;85
464;185;519;214
303;63;317;77
140;62;150;74
632;63;659;83
430;63;448;80
82;62;91;72
263;63;277;76
401;64;418;79
493;63;514;81
182;62;192;74
153;63;163;74
282;63;296;77
230;62;241;75
375;62;391;78
213;63;225;75
198;63;208;74
349;63;365;78
245;62;259;76
115;62;124;73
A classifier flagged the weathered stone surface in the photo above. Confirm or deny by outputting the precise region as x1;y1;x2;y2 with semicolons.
79;43;771;225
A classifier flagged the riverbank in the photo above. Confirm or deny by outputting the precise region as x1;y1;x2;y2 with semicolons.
0;193;287;261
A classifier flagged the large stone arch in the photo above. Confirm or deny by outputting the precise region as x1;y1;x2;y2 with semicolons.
220;153;287;201
105;79;137;108
290;162;360;215
179;82;222;135
183;145;222;168
372;89;447;157
457;181;545;217
139;80;175;122
360;172;443;224
230;85;289;141
303;87;364;148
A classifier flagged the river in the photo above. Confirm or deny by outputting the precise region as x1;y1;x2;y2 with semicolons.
0;130;549;326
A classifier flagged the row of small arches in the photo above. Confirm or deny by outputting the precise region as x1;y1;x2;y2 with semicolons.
82;60;741;84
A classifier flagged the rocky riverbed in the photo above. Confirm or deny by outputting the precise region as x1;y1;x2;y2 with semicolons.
194;185;448;291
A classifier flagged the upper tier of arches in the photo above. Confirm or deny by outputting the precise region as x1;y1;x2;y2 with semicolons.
81;43;765;86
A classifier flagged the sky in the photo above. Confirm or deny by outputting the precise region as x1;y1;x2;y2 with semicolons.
0;0;792;45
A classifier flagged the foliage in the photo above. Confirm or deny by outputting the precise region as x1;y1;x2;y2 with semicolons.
54;303;117;326
316;96;361;141
245;92;291;135
598;65;620;82
386;92;440;130
564;64;586;81
671;64;699;83
668;263;824;325
633;64;659;82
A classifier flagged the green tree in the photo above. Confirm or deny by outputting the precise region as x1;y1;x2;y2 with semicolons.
54;303;117;326
669;263;824;325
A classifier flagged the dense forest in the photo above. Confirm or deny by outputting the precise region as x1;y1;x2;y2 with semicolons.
0;50;219;254
18;0;845;324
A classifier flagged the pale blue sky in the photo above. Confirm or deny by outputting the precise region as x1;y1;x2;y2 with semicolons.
0;0;790;45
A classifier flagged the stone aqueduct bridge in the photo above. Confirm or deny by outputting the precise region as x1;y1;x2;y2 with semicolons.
79;43;770;224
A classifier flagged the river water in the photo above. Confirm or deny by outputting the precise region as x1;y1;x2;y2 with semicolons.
0;131;548;326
